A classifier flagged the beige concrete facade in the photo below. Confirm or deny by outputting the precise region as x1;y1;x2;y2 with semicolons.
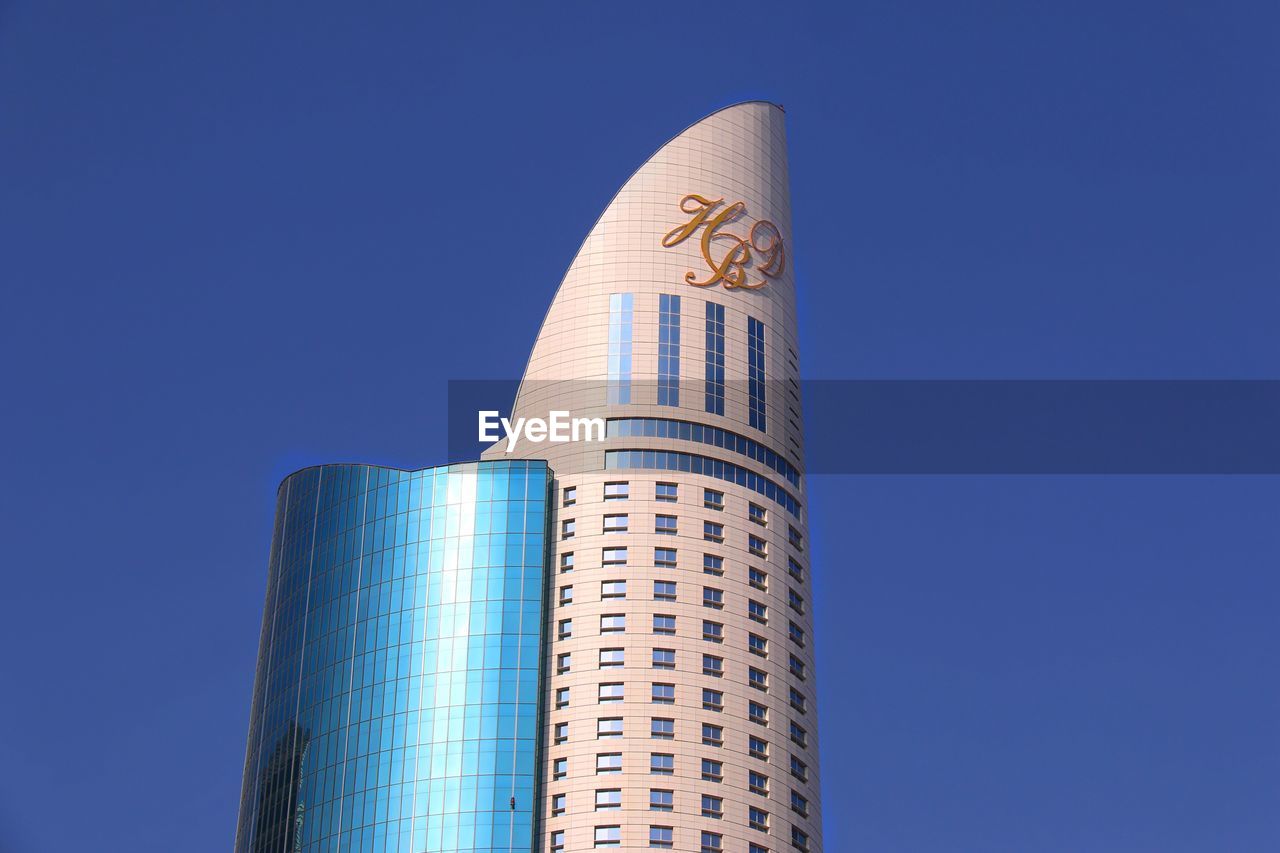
484;102;821;852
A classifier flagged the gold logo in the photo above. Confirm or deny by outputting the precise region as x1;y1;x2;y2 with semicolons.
661;194;785;289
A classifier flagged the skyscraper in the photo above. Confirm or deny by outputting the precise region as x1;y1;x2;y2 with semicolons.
236;101;821;852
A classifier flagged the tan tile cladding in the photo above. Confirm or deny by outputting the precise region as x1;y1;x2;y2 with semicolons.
483;102;822;852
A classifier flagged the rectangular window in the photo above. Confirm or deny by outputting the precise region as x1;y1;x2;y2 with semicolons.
750;845;769;853
651;717;675;739
748;534;767;556
749;502;768;525
650;753;674;775
557;652;571;674
560;552;575;572
702;688;723;711
790;721;807;747
655;482;678;502
749;770;769;795
563;486;576;506
788;556;804;581
603;514;629;533
595;788;621;810
599;648;624;668
559;585;573;606
702;795;723;818
791;790;809;816
604;481;630;501
651;683;675;704
792;828;810;851
655;515;678;535
749;806;770;831
790;756;808;781
749;600;769;623
790;687;808;712
650;789;673;811
658;293;681;406
562;519;576;539
702;654;723;677
701;758;723;782
749;701;769;725
650;825;674;849
749;735;769;758
789;620;806;646
705;301;725;414
555;687;569;709
601;613;626;634
598;683;624;703
747;315;766;431
702;620;723;642
653;580;677;601
652;648;675;669
654;547;677;568
607;292;633;405
596;753;622;775
597;717;623;739
789;588;804;613
749;667;769;691
558;618;573;639
702;587;724;608
702;723;723;746
703;488;724;510
601;579;627;598
602;546;628;565
790;654;806;679
702;832;724;853
749;633;769;657
554;722;569;744
749;567;768;590
652;614;676;635
553;757;567;779
551;830;565;851
704;521;724;542
595;824;622;847
703;554;724;575
788;525;804;549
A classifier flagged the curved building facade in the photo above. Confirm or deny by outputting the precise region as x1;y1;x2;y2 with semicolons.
235;461;550;853
485;101;823;852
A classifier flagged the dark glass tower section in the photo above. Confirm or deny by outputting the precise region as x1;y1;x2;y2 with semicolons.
235;460;550;853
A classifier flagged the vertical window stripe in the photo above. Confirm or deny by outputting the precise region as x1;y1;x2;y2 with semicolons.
658;293;681;406
607;293;633;405
705;301;725;415
748;316;766;431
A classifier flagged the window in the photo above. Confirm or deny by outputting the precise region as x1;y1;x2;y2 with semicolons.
702;688;723;711
749;770;769;795
655;515;678;535
594;824;621;847
550;829;565;852
790;722;807;747
749;667;769;691
788;525;803;549
789;654;806;679
603;514;629;533
562;519;575;539
705;301;725;414
789;621;806;646
703;587;724;608
649;825;673;849
703;554;724;575
749;633;769;657
701;758;723;782
650;789;673;811
748;534;767;556
602;546;628;565
792;827;810;851
558;618;573;639
554;722;569;744
749;503;768;525
606;449;801;519
790;756;808;781
599;648;624;668
651;683;675;704
750;846;770;853
654;547;677;568
704;488;724;510
749;701;769;725
655;482;678;502
652;614;676;635
652;648;675;669
563;486;577;506
553;757;567;780
702;795;723;818
651;717;674;739
597;717;623;739
657;292;681;407
749;600;769;623
790;688;807;713
748;315;766;431
559;585;573;606
653;580;677;601
791;790;809;816
701;831;724;853
555;687;569;709
602;579;627;598
650;753;674;775
788;588;804;613
551;792;566;815
703;521;724;542
598;683;624;703
702;654;723;677
596;788;621;810
702;620;723;642
604;481;629;501
788;557;804;581
702;723;723;746
601;613;626;634
749;566;768;590
560;552;574;572
749;806;770;831
749;735;769;759
557;652;572;674
596;753;622;775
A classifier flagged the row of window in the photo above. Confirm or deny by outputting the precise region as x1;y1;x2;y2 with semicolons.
554;607;808;648
551;824;810;851
552;677;808;714
559;546;806;583
555;575;806;613
552;786;810;818
552;638;807;678
605;450;801;517
604;418;801;488
552;714;809;749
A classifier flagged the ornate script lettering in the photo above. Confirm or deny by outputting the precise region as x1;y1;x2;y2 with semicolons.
661;193;786;289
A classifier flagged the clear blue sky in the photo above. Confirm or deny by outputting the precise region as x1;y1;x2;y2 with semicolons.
2;2;1277;851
